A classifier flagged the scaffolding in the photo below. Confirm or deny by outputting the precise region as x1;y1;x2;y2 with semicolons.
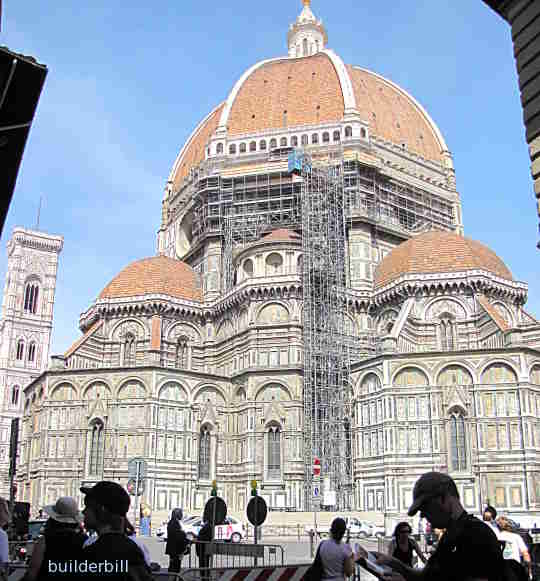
296;151;353;511
177;147;458;509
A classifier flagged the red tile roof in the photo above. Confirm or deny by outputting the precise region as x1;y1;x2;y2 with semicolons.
99;256;202;302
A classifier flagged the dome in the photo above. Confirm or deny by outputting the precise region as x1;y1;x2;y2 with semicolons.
169;52;449;191
99;256;202;302
374;231;513;289
260;228;301;243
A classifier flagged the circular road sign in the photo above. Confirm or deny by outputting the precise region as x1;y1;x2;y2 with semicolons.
247;496;268;527
313;457;321;477
203;496;227;526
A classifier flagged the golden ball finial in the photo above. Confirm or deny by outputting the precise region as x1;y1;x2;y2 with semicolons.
303;0;310;6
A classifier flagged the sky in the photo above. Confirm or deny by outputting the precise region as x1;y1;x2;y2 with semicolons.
1;0;537;355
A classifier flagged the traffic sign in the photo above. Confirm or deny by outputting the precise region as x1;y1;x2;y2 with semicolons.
247;496;267;527
203;496;227;526
313;484;320;498
128;457;147;479
313;457;321;477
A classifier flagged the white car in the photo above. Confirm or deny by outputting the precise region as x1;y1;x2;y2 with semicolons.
156;515;196;539
161;516;246;543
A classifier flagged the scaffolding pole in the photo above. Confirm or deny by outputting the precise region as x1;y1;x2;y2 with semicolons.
298;151;352;511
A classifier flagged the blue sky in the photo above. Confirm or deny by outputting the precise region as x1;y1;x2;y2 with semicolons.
1;0;537;354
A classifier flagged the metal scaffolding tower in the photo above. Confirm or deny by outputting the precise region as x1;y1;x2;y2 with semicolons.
294;151;353;511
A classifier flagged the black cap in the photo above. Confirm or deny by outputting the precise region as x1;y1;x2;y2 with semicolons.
408;472;454;516
80;481;130;516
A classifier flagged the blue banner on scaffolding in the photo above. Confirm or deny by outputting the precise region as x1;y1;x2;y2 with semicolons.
288;150;302;174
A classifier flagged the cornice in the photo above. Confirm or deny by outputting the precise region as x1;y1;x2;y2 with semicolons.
373;271;527;307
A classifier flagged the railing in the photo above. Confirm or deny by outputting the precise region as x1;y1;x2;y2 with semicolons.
180;540;284;571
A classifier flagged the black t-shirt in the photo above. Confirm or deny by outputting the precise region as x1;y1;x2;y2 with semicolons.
80;532;148;580
424;512;504;581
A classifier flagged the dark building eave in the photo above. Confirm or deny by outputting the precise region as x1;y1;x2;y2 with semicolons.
0;46;48;236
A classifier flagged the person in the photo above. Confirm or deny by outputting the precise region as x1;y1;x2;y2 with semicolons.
125;519;152;568
387;522;426;567
80;481;152;581
372;472;505;581
496;517;531;577
318;517;355;580
38;509;43;519
22;496;87;581
483;505;501;538
196;520;213;580
0;498;9;578
139;503;151;537
165;508;188;575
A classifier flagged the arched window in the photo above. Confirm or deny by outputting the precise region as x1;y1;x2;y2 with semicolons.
439;317;456;351
449;411;467;471
243;258;254;278
280;137;287;147
259;140;267;150
315;40;320;53
239;143;246;153
333;130;341;142
283;111;287;126
311;133;318;144
124;333;136;366
345;126;352;138
176;336;188;368
249;141;256;152
265;253;283;275
267;426;281;479
216;143;224;155
301;134;308;146
11;386;19;406
291;136;298;147
89;420;104;476
199;427;211;479
361;128;367;138
303;38;308;56
27;342;36;363
322;132;330;143
16;340;24;361
270;138;277;149
24;283;39;314
229;144;236;154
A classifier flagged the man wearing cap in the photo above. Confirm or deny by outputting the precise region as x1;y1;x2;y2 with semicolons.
79;482;152;581
375;472;504;581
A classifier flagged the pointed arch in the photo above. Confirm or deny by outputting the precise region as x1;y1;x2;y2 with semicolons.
198;425;211;480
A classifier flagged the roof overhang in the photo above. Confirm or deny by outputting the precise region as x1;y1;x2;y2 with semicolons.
481;0;512;20
0;46;48;235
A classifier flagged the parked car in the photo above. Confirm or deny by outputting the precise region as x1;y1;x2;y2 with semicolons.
305;517;381;538
156;514;196;538
159;516;246;543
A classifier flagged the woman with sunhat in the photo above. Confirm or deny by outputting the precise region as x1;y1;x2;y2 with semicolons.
22;496;87;580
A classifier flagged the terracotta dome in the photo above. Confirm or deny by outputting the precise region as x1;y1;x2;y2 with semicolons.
99;256;202;302
374;231;513;289
260;228;302;242
169;51;448;190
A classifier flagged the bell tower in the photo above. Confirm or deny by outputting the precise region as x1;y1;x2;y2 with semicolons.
0;227;63;492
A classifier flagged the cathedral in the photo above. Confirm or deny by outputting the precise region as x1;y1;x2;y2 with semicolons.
7;1;540;528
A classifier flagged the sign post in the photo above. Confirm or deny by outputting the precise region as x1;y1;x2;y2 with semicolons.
247;487;267;568
128;457;147;530
312;457;321;556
